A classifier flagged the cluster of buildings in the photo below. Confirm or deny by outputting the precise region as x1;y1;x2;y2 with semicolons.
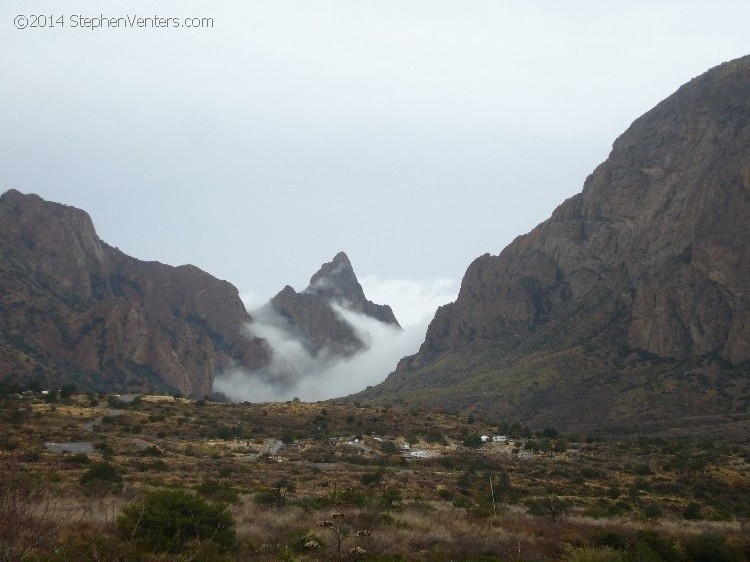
481;435;509;443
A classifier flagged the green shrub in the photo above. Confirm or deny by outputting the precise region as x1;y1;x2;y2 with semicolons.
211;425;239;440
140;445;162;457
380;441;398;454
0;436;20;451
541;427;559;438
631;477;651;492
117;489;235;555
332;485;368;507
136;459;168;472
526;496;572;521
581;467;603;479
632;530;681;562
106;395;125;408
642;503;663;519
608;500;632;516
361;469;385;486
255;488;283;506
682;534;744;562
280;429;296;444
623;542;668;562
66;453;90;465
682;501;702;520
255;480;295;507
595;531;629;551
583;499;611;519
79;461;123;495
295;495;335;511
60;383;77;400
463;434;484;448
452;495;473;509
20;449;40;462
196;480;239;504
438;487;454;501
379;487;403;508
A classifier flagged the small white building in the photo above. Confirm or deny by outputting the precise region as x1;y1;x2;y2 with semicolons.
480;435;490;443
492;435;508;443
409;450;429;459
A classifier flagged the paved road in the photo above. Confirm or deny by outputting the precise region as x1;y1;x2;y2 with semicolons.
45;441;94;454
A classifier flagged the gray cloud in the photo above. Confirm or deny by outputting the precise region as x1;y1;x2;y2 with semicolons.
2;1;749;307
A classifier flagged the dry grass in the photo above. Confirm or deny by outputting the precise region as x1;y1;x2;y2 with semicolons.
1;393;748;560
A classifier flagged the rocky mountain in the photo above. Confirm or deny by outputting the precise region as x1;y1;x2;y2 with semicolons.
354;56;750;435
0;190;269;396
265;251;400;358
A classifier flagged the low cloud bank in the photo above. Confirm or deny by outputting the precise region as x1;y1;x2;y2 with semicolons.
216;276;458;402
359;275;458;328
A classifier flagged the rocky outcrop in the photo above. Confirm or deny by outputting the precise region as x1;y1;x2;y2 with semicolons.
421;56;750;364
267;252;400;357
356;56;750;432
0;190;269;396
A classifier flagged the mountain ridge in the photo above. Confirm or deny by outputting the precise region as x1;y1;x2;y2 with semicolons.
353;55;750;433
0;189;269;396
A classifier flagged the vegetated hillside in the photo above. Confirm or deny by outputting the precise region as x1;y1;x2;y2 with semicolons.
2;392;748;561
265;251;400;358
354;56;750;435
0;190;269;396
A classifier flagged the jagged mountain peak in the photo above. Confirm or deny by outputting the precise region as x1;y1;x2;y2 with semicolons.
304;251;365;303
267;251;400;358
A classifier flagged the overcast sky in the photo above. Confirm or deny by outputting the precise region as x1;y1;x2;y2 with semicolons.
2;1;749;326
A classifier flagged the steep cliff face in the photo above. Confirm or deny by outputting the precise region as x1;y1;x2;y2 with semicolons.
357;56;750;432
0;190;269;396
268;252;400;357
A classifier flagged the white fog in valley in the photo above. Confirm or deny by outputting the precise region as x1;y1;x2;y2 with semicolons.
215;276;458;402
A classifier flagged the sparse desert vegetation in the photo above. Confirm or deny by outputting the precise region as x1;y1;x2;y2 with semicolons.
1;388;748;561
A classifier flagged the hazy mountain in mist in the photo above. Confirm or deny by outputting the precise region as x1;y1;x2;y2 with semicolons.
213;252;405;402
265;251;401;358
